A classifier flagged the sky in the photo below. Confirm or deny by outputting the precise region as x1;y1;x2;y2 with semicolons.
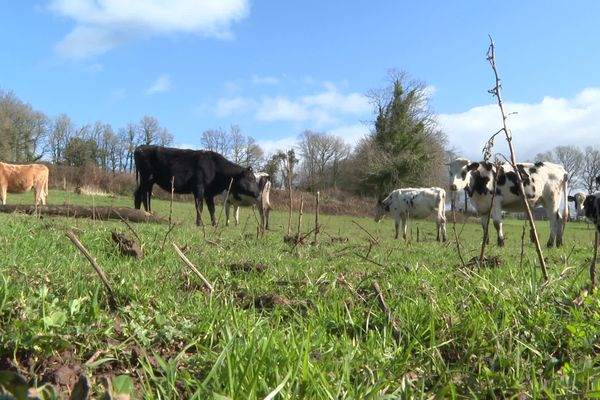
2;1;600;162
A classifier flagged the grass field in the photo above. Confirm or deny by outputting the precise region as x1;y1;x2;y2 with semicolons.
1;189;599;399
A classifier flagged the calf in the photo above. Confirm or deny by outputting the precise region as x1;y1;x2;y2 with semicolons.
134;145;259;226
568;191;587;220
584;192;600;234
0;162;49;205
375;187;447;242
224;172;272;230
448;159;569;247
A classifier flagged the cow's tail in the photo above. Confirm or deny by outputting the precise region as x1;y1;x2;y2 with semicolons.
562;172;569;234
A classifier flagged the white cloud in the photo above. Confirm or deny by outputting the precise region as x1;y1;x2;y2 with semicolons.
146;74;171;94
257;136;299;156
252;75;279;85
49;0;249;58
438;87;600;162
216;96;256;116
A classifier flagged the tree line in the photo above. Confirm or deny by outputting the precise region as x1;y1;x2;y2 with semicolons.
0;72;451;196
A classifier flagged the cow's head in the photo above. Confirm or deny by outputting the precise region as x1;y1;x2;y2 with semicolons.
569;192;586;217
230;167;260;205
374;194;390;222
447;158;471;193
584;192;600;225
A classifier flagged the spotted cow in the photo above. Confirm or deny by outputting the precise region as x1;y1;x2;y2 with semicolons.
568;191;587;220
224;172;272;230
448;159;569;247
375;187;447;242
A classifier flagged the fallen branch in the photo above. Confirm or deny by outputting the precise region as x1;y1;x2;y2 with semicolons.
172;243;214;294
338;274;367;303
1;204;166;223
65;231;117;308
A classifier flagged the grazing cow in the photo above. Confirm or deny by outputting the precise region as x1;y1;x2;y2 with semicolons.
375;187;447;242
133;145;260;226
447;157;470;212
224;172;272;230
568;191;587;220
0;162;49;205
448;159;569;247
583;192;600;234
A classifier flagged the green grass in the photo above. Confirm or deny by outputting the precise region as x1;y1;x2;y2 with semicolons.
1;189;599;399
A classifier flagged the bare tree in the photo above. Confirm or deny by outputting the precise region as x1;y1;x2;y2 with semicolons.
581;146;600;193
139;116;160;145
229;124;245;164
48;114;75;164
298;130;349;191
157;127;174;146
200;128;230;155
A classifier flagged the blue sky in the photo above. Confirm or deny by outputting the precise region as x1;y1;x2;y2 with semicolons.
2;1;600;161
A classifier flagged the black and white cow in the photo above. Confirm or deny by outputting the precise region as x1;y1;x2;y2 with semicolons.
375;187;447;242
448;158;569;247
583;192;600;234
224;172;272;230
568;191;587;220
134;145;259;226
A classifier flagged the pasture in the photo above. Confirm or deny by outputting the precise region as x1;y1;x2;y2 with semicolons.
1;190;599;398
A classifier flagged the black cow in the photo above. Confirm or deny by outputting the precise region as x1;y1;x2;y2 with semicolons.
584;192;600;234
134;145;259;226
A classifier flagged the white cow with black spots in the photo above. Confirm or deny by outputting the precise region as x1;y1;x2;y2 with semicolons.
224;172;272;230
375;187;447;242
448;158;569;247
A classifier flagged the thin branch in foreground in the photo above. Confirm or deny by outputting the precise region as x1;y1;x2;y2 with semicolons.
351;220;380;245
373;281;400;341
172;243;214;294
65;231;117;309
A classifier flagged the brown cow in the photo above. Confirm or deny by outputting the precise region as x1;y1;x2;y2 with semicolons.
0;162;49;205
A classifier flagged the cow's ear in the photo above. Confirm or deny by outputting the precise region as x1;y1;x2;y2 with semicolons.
467;162;479;171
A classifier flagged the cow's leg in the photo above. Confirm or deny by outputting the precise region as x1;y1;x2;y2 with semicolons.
402;218;408;241
546;209;559;248
206;196;217;226
225;201;231;226
194;196;204;226
491;206;504;246
0;185;6;205
394;218;400;239
438;215;447;242
234;205;240;226
134;186;142;209
264;208;270;230
193;186;205;226
480;215;491;245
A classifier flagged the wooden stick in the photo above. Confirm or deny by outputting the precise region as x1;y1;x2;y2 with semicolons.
314;191;320;243
486;36;548;282
373;281;400;340
297;193;304;239
172;243;214;293
338;274;367;303
351;220;380;245
591;231;598;289
65;231;117;308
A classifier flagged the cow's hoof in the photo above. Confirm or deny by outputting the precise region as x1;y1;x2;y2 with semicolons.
546;240;554;248
497;238;505;247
